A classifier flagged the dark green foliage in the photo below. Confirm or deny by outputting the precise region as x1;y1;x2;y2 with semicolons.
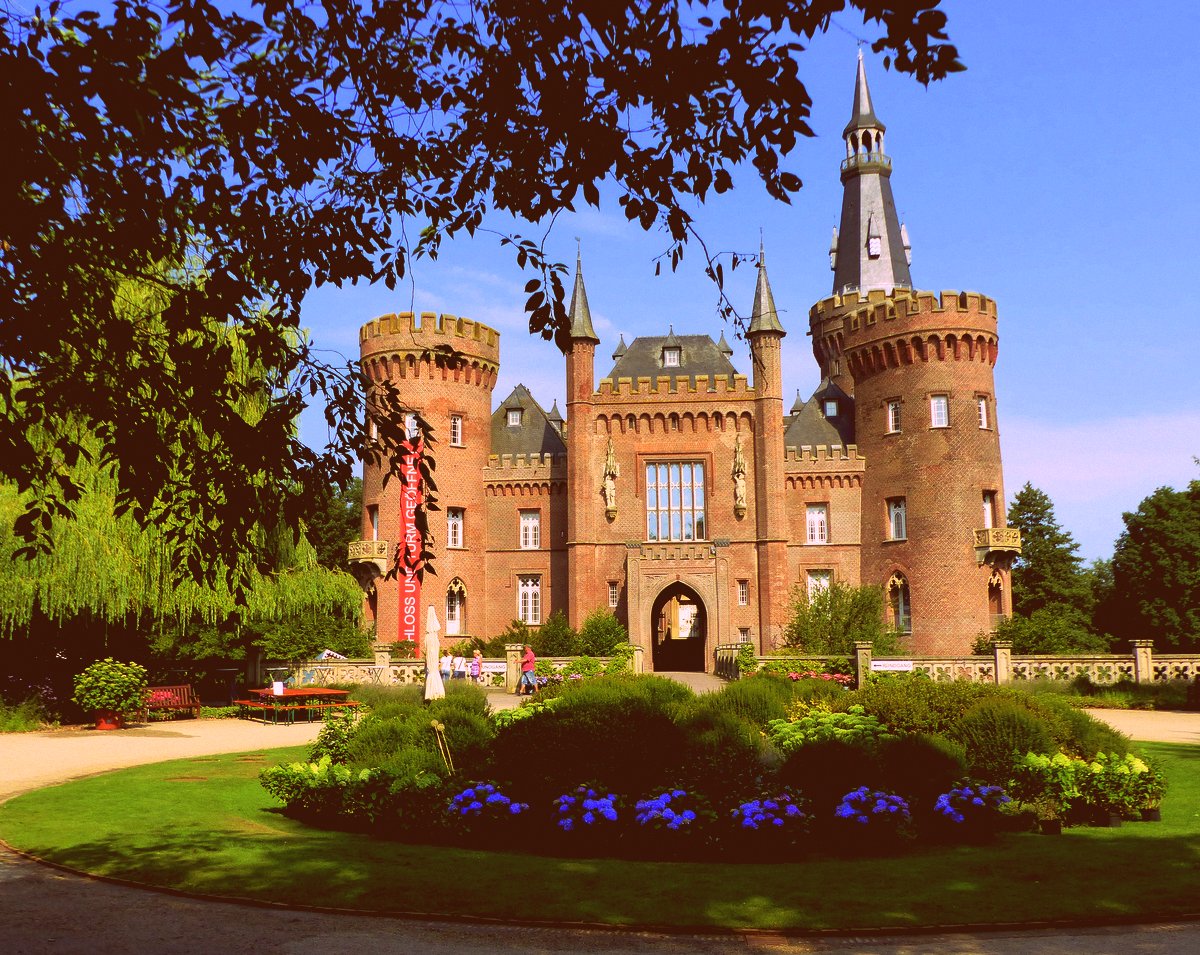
577;609;628;656
876;734;968;810
309;710;361;764
487;676;694;802
1007;484;1095;619
695;673;796;728
675;707;767;803
1110;479;1200;650
850;674;993;736
301;479;363;570
951;699;1056;783
777;739;881;815
255;614;372;663
790;677;854;709
531;610;578;656
989;608;1112;654
1009;691;1129;759
781;581;904;655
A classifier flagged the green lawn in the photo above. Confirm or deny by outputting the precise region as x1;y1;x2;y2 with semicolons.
1;743;1198;931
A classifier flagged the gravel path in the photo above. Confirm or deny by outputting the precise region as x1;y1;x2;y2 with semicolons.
2;705;1199;954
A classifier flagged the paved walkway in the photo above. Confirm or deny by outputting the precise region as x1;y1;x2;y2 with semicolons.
2;708;1199;954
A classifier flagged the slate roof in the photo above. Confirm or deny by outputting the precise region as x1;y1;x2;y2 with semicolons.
490;384;567;457
784;379;855;448
604;333;740;385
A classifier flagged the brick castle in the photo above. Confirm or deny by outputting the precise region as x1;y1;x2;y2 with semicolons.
350;55;1022;668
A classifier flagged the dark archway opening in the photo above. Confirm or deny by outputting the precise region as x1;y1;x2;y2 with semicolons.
651;583;707;672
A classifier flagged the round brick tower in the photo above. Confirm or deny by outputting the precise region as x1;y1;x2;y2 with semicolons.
809;55;1018;654
354;311;499;646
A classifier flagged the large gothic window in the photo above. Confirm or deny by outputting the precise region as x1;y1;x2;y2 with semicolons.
887;573;911;634
645;462;706;542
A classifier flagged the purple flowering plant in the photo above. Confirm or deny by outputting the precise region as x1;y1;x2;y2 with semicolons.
934;784;1011;824
635;789;707;832
447;782;529;820
553;785;619;831
834;786;911;826
732;792;808;831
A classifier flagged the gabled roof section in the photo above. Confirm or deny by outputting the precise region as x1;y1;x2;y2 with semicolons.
490;384;567;457
785;379;855;448
604;333;739;385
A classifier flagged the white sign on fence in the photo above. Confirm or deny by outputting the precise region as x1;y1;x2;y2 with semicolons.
870;660;914;672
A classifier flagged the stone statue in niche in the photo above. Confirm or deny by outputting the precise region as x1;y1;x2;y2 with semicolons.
601;438;619;518
732;435;747;518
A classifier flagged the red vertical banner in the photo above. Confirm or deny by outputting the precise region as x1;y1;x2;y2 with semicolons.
397;433;423;652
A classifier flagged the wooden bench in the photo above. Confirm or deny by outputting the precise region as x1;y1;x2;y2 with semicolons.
143;685;202;721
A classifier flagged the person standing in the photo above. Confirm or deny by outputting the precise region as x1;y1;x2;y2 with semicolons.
439;651;453;684
452;652;467;681
519;644;537;696
470;649;484;685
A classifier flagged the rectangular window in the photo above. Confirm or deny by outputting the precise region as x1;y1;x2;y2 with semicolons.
663;348;681;367
449;414;463;446
608;581;619;608
824;400;838;418
737;580;749;606
446;508;464;548
888;498;907;541
368;505;379;541
807;570;832;598
645;461;706;542
518;575;541;625
930;395;949;428
519;510;540;549
977;397;989;429
738;627;751;642
806;504;829;544
887;399;902;434
982;491;997;529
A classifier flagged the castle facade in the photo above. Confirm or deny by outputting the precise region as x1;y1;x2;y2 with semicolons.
350;56;1021;667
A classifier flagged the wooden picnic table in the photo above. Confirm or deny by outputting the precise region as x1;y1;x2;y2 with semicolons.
236;687;356;724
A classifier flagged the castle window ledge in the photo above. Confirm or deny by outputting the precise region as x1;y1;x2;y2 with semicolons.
348;539;390;574
974;527;1022;567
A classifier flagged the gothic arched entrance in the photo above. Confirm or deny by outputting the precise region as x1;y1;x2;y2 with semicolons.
651;583;707;672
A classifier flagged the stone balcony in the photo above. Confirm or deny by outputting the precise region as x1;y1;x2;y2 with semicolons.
348;539;390;574
973;527;1022;568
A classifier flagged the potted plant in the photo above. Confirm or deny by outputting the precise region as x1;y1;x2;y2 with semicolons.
72;658;149;730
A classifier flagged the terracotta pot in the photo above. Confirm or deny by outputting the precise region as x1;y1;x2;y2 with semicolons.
93;710;124;731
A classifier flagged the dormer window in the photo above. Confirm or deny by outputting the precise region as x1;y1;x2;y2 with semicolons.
823;400;838;418
663;347;681;368
507;409;522;427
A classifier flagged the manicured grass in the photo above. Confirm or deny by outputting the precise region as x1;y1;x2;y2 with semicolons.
1;743;1198;931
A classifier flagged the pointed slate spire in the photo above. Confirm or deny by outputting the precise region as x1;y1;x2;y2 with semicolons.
546;399;564;432
716;330;734;357
748;242;784;335
790;389;805;415
611;334;628;360
567;249;599;343
842;49;885;138
663;324;681;348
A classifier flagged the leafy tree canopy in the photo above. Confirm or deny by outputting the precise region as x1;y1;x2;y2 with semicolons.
780;581;903;655
1006;483;1093;619
1110;477;1200;650
2;0;961;586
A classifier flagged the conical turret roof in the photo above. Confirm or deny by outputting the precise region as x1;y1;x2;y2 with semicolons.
567;251;599;343
842;49;885;137
747;245;784;335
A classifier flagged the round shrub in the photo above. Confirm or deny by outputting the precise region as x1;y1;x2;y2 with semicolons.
850;674;993;736
876;733;968;810
777;737;882;814
951;699;1056;783
676;706;767;802
695;672;796;728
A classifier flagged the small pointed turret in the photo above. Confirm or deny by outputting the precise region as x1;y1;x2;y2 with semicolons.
611;334;628;360
717;330;734;357
831;53;912;295
567;251;599;343
547;399;564;429
790;389;804;415
748;243;784;335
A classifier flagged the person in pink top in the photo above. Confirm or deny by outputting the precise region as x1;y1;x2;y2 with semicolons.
519;644;537;695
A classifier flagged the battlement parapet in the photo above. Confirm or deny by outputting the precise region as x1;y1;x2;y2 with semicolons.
783;444;864;465
485;452;567;471
595;373;753;400
360;310;500;353
809;288;998;340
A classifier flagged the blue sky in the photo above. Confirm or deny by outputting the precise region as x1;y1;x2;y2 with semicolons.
298;1;1200;563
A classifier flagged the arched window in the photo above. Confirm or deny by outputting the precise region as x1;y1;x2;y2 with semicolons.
988;572;1004;629
887;572;911;634
446;578;466;636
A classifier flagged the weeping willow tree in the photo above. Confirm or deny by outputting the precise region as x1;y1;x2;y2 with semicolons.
0;271;365;677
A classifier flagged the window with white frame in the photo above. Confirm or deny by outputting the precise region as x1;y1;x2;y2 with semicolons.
518;575;541;624
738;627;751;642
645;461;706;541
507;408;522;427
806;504;829;544
737;580;749;606
368;505;379;540
446;508;464;548
824;399;838;418
886;399;902;434
807;570;832;598
977;397;989;429
449;414;463;446
608;581;619;608
887;497;907;540
519;510;540;549
982;491;997;529
930;394;949;428
663;347;681;367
